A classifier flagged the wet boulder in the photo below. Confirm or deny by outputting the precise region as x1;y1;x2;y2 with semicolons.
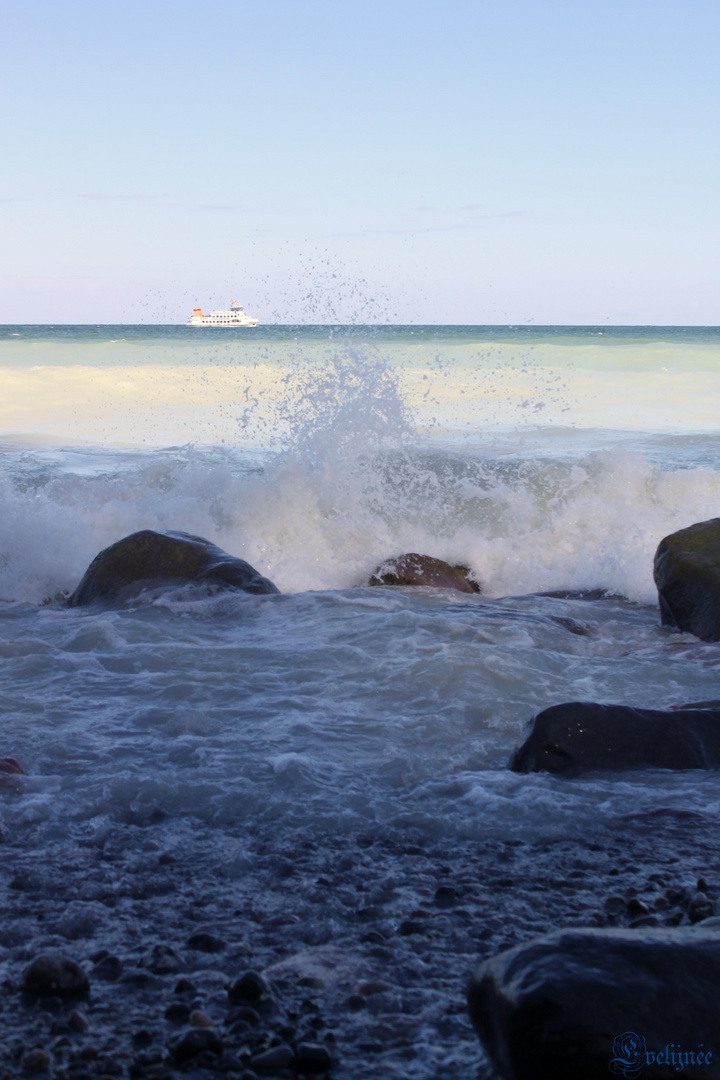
510;701;720;774
468;926;720;1080
654;518;720;641
67;530;279;607
367;553;480;594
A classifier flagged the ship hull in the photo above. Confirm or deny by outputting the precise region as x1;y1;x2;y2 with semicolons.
186;319;259;327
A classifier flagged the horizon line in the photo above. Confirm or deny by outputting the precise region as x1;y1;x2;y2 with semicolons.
1;322;719;330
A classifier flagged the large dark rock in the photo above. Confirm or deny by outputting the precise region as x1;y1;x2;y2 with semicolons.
367;553;480;594
468;926;720;1080
510;701;720;774
68;530;279;607
654;518;720;641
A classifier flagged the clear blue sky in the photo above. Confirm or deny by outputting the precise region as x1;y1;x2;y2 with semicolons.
1;0;718;324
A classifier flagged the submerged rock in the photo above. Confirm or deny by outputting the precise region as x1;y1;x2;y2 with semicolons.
510;701;720;774
468;926;720;1080
538;588;620;601
67;529;279;607
0;756;28;776
367;553;480;594
547;615;590;637
654;518;720;641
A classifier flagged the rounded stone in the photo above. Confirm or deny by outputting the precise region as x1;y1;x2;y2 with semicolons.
21;955;89;1000
251;1044;294;1070
186;932;227;953
367;552;480;594
189;1010;215;1028
144;944;184;975
434;885;458;908
165;1002;191;1024
344;993;366;1011
228;970;270;1003
226;1005;262;1026
168;1027;223;1062
689;891;714;923
626;898;650;916
654;518;720;640
68;529;279;607
68;1010;89;1033
468;926;720;1079
21;1049;50;1074
511;701;720;774
357;979;391;996
229;1018;252;1037
296;1042;333;1073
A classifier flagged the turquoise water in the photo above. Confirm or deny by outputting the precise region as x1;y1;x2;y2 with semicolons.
0;325;718;385
2;324;718;343
2;325;719;447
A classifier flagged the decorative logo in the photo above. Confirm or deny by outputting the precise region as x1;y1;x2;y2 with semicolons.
609;1034;713;1075
610;1032;647;1078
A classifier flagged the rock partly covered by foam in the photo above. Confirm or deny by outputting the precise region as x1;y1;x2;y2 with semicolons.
468;926;720;1080
510;701;720;774
654;518;720;641
367;553;480;594
67;530;279;607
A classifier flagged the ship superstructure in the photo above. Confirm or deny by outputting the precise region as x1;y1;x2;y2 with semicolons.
186;301;259;327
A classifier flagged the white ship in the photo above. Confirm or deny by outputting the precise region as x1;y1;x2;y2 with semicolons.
186;301;259;327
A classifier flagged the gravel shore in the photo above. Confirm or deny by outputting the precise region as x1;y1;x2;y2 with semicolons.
2;806;718;1079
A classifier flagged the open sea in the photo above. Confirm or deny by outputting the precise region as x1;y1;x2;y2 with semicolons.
1;324;720;1077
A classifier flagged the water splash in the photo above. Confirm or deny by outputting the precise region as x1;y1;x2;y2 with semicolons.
2;327;720;603
275;343;414;460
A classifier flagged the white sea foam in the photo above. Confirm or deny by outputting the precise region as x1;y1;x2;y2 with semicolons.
1;434;719;604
